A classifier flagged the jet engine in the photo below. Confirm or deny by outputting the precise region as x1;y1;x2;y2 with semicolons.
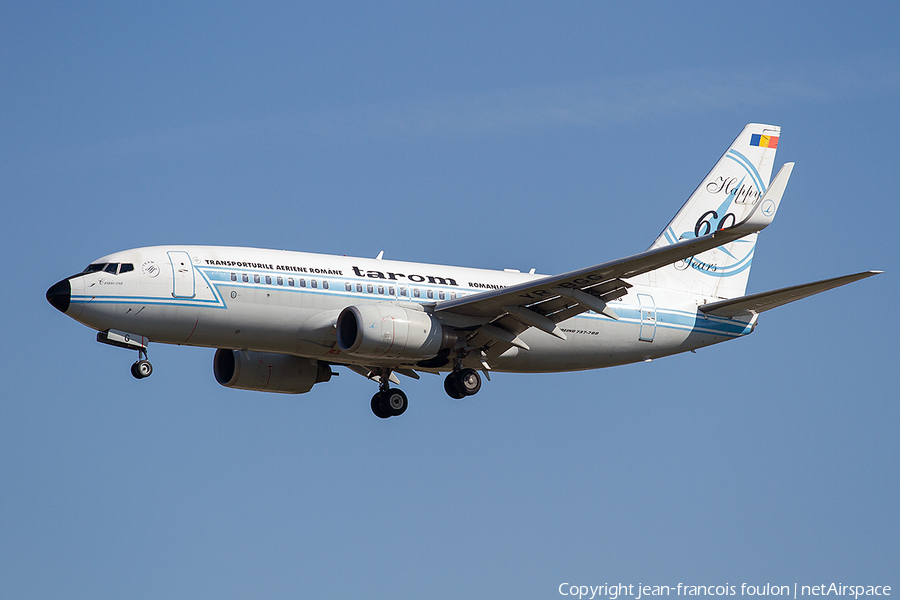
336;304;456;360
213;349;333;394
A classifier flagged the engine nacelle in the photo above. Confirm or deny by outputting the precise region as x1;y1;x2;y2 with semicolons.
336;304;456;360
213;349;333;394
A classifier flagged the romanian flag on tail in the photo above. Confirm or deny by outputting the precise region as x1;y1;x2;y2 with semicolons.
750;134;779;149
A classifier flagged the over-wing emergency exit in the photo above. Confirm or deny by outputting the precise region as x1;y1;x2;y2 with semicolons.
46;124;880;417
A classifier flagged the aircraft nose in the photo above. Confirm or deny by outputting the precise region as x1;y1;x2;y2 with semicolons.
46;278;71;313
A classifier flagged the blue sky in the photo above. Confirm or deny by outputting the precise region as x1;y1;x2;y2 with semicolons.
2;2;898;599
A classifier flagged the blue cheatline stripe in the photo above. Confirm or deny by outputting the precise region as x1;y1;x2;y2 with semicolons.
71;296;228;309
725;150;765;191
576;304;753;338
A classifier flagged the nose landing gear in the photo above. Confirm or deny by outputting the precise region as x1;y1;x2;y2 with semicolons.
96;329;154;380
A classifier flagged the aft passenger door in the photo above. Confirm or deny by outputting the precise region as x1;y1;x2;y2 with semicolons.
168;251;195;298
637;293;657;342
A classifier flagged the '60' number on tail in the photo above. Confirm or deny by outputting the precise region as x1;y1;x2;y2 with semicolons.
694;210;736;236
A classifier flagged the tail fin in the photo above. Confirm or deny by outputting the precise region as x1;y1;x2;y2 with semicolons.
648;123;782;299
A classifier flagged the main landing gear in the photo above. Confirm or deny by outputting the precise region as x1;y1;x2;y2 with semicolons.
367;359;483;418
370;369;408;419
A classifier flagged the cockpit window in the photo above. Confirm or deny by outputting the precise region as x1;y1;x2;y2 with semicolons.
84;263;107;273
82;262;134;275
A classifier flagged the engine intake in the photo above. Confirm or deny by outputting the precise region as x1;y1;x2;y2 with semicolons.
214;349;333;394
336;304;456;360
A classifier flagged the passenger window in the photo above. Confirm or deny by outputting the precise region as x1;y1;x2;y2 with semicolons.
242;274;249;283
450;292;456;299
377;285;384;295
300;279;306;287
366;284;373;294
389;286;395;296
277;276;283;286
289;278;295;287
427;290;434;299
104;263;118;274
265;275;272;285
120;264;134;274
254;274;260;284
311;279;317;289
323;281;329;290
345;282;352;292
356;283;363;293
413;289;420;298
230;273;237;282
399;287;407;297
438;291;445;300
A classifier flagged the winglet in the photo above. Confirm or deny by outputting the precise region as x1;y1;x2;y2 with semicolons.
730;162;794;234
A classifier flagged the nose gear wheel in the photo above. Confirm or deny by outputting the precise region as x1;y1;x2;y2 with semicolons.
131;359;153;379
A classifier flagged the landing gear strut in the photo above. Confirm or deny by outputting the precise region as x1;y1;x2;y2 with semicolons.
370;369;408;418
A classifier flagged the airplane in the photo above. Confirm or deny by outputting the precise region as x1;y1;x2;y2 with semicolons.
46;124;880;418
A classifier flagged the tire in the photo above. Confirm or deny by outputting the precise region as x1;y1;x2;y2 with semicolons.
371;392;391;418
444;373;465;399
385;388;408;416
135;360;153;378
132;360;152;379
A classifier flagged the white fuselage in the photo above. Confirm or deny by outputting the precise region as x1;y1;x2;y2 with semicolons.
60;245;754;373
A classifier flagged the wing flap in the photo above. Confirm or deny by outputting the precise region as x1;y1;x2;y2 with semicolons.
699;271;881;318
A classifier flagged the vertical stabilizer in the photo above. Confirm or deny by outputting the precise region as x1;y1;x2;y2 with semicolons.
648;123;781;299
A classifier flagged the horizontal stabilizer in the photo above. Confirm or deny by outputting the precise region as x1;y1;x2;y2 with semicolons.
699;271;882;318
